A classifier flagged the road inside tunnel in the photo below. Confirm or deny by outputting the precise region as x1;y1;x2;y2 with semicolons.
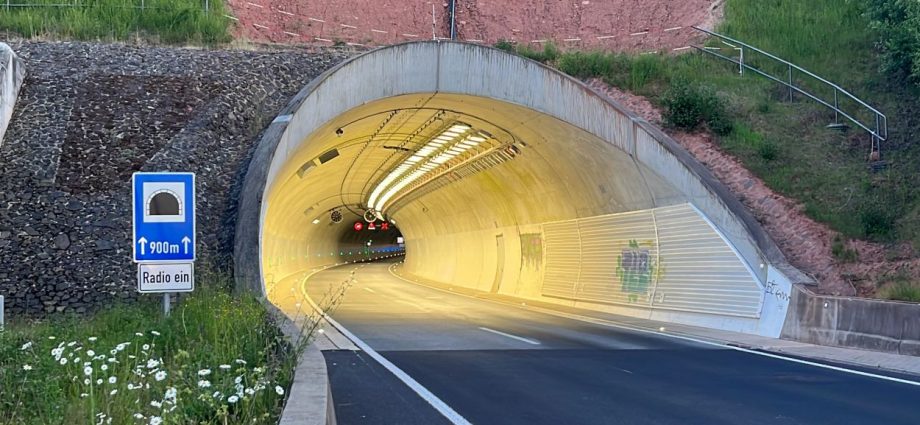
301;261;920;425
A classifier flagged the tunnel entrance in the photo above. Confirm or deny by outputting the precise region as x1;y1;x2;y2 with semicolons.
236;41;801;338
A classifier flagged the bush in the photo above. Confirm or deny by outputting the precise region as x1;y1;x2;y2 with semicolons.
860;201;897;240
494;39;515;53
831;234;859;262
662;79;733;135
865;0;920;84
879;280;920;302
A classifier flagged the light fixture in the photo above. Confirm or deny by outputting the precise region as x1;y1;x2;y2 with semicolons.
312;218;321;225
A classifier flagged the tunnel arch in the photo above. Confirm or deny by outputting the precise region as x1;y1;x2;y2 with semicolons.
235;41;807;337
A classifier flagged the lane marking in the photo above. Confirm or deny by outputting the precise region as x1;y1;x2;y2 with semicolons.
386;263;920;387
479;327;541;345
299;267;472;425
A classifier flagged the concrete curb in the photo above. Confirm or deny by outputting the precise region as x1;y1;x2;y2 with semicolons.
0;42;26;149
261;300;337;425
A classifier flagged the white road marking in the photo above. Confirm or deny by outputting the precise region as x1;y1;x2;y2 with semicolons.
299;269;472;425
478;327;541;345
386;263;920;388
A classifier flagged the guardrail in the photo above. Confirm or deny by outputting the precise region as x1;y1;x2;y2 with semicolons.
691;26;888;158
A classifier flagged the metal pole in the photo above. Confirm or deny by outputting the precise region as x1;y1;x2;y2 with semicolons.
431;3;436;40
449;0;457;40
787;64;793;102
833;88;839;125
163;293;171;317
739;47;743;75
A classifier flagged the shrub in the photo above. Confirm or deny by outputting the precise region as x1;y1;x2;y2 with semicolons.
831;234;859;262
757;140;779;161
860;201;897;240
879;280;920;302
865;0;920;84
662;79;733;135
494;39;515;53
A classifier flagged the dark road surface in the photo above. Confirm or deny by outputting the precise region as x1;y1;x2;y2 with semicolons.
306;262;920;425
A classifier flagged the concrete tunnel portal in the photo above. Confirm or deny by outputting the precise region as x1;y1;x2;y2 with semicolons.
234;41;805;338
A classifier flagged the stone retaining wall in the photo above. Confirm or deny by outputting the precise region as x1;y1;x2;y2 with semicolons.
0;42;349;315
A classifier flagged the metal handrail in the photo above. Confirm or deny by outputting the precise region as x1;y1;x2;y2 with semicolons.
691;26;888;155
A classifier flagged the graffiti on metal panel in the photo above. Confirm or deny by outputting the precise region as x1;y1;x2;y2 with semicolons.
520;233;544;269
617;240;658;303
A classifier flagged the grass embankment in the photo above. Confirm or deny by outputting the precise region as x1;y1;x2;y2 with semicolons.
499;0;920;300
0;276;299;424
0;0;231;43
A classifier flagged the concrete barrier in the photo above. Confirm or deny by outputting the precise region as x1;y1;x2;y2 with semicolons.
0;43;25;149
262;301;336;425
781;284;920;356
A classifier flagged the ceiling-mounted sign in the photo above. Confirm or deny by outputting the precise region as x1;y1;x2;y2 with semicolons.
353;221;364;231
368;222;377;230
132;172;196;263
381;222;390;231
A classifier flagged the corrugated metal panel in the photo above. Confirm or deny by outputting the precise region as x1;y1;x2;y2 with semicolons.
575;210;658;306
652;204;762;317
539;203;763;318
542;221;580;298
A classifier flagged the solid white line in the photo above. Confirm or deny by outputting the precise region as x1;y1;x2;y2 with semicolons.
299;268;472;425
386;264;920;387
478;327;541;345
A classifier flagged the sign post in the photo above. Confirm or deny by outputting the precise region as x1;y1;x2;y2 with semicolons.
132;172;196;316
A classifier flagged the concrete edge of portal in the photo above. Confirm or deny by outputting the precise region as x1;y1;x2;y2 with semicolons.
261;300;337;425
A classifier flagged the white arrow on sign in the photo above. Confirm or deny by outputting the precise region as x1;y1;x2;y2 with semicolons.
182;236;191;254
138;237;148;255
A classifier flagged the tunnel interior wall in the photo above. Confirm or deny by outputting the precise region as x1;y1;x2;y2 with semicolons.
240;41;802;338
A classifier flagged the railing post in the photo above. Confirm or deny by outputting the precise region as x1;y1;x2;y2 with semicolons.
739;46;744;75
787;64;793;102
833;88;839;125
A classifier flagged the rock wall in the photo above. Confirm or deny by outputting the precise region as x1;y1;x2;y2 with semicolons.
0;42;349;315
0;43;26;148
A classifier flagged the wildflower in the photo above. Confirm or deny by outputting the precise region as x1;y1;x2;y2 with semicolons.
150;331;160;336
127;383;135;390
164;387;177;402
88;337;98;342
245;388;255;396
80;393;88;398
234;359;247;365
234;376;243;384
22;364;32;371
74;357;81;363
59;358;68;365
109;389;117;395
87;350;95;357
149;416;162;425
133;413;143;419
101;364;108;371
212;391;222;399
254;367;263;373
110;349;117;355
275;385;285;396
228;395;239;404
142;344;150;351
67;341;77;347
108;376;117;384
150;400;162;408
84;366;93;376
154;371;167;382
51;347;64;359
146;359;159;369
21;342;32;350
135;332;143;337
96;379;103;385
115;343;128;352
128;355;136;359
197;380;211;388
48;336;56;340
84;379;91;385
219;364;231;370
197;369;211;376
107;358;117;363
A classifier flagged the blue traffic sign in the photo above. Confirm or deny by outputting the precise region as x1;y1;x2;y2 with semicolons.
132;172;196;263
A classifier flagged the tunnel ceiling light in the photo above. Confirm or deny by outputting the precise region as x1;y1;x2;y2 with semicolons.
367;122;474;212
312;218;321;225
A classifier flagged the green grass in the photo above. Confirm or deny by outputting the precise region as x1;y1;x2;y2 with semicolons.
0;275;298;424
0;0;232;43
505;0;920;249
878;278;920;302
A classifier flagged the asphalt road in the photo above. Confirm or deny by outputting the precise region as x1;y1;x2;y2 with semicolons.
305;261;920;425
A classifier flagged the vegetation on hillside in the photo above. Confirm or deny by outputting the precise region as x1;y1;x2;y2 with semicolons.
497;0;920;299
0;276;299;424
0;0;231;43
